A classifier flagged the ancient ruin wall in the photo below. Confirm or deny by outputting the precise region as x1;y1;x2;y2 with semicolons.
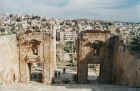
18;32;56;84
77;31;111;83
0;35;19;85
112;37;140;87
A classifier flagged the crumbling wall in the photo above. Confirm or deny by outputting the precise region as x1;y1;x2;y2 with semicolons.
77;31;110;83
0;35;19;85
18;32;56;84
112;37;140;87
18;38;30;82
113;52;140;87
100;39;113;83
0;32;56;85
43;33;56;84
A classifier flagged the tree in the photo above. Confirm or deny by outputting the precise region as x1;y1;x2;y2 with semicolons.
9;14;13;18
129;36;140;54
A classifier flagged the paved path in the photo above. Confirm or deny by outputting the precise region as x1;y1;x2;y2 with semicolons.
0;82;139;91
0;69;139;91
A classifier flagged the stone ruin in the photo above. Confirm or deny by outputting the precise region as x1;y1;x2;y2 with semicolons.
77;30;140;87
17;30;56;84
0;30;140;87
0;31;56;85
77;30;111;83
0;35;19;85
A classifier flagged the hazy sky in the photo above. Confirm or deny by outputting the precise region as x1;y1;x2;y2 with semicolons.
0;0;140;22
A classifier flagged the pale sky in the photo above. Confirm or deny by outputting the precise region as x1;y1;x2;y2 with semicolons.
0;0;140;22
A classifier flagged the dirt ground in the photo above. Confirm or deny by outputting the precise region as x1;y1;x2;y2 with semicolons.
0;81;139;91
0;70;139;91
0;66;139;91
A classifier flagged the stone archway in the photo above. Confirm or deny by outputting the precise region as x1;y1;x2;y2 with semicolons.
18;31;56;84
77;31;113;83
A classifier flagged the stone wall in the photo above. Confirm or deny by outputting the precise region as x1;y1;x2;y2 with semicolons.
77;32;140;87
18;32;56;84
0;31;57;85
0;35;19;85
77;31;111;83
112;38;140;87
